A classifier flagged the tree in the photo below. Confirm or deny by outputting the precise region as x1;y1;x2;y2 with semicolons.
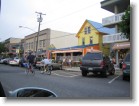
119;6;130;41
0;42;8;54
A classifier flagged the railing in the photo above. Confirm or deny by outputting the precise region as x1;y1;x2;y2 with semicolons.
103;33;128;43
102;12;125;26
57;56;82;62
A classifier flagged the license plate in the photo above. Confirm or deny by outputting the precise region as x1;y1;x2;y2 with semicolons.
88;68;93;70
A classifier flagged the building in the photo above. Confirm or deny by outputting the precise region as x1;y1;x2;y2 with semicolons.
24;28;77;58
51;19;115;64
76;19;115;56
4;37;22;56
101;0;130;65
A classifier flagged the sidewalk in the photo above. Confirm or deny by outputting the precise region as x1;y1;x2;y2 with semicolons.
62;65;122;75
62;66;80;72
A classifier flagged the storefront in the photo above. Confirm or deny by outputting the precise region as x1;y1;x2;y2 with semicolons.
112;42;130;65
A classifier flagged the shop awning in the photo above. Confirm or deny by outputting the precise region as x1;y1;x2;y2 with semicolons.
112;42;130;50
52;49;82;54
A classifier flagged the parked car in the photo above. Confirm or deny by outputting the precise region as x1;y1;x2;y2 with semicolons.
0;58;7;64
9;57;20;66
122;52;130;80
80;51;115;77
48;59;62;70
19;57;26;67
35;57;43;69
37;59;62;71
3;58;13;64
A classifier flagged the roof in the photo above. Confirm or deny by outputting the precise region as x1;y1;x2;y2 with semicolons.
53;44;98;50
87;20;115;34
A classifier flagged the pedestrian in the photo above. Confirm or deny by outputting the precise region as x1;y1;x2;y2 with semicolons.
68;58;72;67
62;57;66;66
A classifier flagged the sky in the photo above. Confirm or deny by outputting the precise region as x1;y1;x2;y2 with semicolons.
0;0;137;42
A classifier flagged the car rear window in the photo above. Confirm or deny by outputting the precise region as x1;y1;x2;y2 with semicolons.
125;53;130;62
83;52;103;60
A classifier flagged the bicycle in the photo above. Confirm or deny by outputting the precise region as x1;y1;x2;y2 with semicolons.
24;63;35;75
40;64;51;75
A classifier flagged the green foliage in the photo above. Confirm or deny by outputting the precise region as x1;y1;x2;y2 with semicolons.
0;42;8;54
119;6;130;41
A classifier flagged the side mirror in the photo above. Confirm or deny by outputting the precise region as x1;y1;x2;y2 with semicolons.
9;87;57;97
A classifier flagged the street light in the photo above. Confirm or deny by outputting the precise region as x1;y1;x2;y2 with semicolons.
19;26;36;54
19;26;36;33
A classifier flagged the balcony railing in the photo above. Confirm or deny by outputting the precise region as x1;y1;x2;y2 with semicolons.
102;12;125;26
103;33;128;44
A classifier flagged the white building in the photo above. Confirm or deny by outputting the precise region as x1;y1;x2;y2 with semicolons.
101;0;130;65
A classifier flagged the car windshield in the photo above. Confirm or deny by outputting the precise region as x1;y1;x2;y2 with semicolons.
125;53;130;62
83;52;102;60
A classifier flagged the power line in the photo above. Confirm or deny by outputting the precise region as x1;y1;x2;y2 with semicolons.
41;2;100;25
29;1;101;31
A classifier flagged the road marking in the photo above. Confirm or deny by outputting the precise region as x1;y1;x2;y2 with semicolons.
108;75;120;84
52;72;80;78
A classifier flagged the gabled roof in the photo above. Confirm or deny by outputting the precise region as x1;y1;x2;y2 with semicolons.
76;19;115;37
87;20;115;34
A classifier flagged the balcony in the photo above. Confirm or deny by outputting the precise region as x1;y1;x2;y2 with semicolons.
103;33;128;44
102;12;125;26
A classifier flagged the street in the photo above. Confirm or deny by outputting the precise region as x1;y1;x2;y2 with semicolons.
0;64;131;98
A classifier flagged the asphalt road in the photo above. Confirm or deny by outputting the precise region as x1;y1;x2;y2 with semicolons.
0;64;131;98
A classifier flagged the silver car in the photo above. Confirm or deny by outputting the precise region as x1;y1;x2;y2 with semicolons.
38;59;62;71
48;59;62;70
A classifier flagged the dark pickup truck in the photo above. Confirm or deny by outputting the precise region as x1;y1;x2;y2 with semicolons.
80;51;115;77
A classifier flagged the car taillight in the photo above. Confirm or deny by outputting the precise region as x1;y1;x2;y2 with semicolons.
80;61;82;65
122;63;126;69
100;61;104;67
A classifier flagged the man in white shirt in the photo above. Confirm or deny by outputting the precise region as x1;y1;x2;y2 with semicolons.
41;57;51;73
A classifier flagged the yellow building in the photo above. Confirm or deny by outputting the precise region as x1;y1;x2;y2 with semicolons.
76;19;115;56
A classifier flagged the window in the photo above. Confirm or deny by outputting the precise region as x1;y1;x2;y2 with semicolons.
88;27;91;34
31;42;33;49
82;37;85;45
84;27;88;34
43;40;46;47
84;26;91;34
90;37;93;44
28;43;30;49
39;40;42;47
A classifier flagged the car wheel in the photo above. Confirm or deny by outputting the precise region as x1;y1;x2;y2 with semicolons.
101;68;108;77
81;70;87;76
110;68;115;75
123;75;126;80
59;65;62;70
49;66;53;71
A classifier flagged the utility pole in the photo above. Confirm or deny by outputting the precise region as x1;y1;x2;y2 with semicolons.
35;12;46;55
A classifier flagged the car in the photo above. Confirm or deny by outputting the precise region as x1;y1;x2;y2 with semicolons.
9;57;20;66
37;59;62;71
19;57;26;67
3;58;13;64
80;51;115;77
48;59;62;70
0;82;57;97
122;52;130;80
35;57;43;69
0;58;6;64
